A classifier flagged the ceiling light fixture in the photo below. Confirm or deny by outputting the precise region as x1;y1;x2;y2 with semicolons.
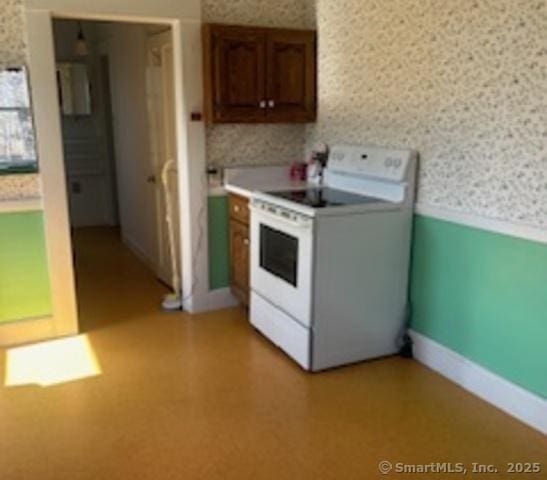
74;21;89;57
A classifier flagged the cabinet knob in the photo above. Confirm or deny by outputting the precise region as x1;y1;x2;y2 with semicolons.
268;100;275;108
259;100;266;109
234;205;240;212
243;238;249;246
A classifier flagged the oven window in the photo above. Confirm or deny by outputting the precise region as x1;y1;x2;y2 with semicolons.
260;225;298;287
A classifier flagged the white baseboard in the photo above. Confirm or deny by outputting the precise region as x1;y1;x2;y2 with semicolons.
187;287;239;313
0;198;43;213
409;330;547;435
204;287;239;311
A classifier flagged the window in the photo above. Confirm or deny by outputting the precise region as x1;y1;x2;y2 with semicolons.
0;67;38;174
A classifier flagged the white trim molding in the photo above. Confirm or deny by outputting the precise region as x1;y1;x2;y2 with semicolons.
26;9;79;341
0;316;56;348
0;198;43;214
410;330;547;436
202;287;239;312
415;203;547;246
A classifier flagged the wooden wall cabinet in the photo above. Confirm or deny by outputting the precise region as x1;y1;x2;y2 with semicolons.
203;24;316;123
228;194;250;305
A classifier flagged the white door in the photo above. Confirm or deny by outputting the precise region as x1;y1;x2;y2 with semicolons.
145;30;181;289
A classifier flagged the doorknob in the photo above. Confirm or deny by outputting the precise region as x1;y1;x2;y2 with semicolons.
146;174;157;184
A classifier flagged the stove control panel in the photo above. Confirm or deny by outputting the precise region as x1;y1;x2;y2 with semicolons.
251;199;313;228
328;145;413;182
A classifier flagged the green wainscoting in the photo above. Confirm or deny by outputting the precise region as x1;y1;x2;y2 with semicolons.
0;211;52;323
411;215;547;398
208;196;230;290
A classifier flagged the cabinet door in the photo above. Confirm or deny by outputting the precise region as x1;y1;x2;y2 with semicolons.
229;193;250;224
266;30;316;122
230;220;250;305
210;27;267;122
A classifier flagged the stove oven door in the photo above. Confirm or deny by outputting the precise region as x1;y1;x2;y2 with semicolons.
250;206;313;326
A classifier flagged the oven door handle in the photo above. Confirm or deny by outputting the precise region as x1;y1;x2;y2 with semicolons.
250;205;312;230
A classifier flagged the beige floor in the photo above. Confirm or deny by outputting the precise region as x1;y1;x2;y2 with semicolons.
0;227;545;480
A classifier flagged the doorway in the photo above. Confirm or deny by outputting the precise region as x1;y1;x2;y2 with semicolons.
52;19;181;328
24;4;212;342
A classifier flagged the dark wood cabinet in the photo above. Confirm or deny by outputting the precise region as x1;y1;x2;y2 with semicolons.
228;194;250;305
203;24;316;123
205;26;266;122
266;30;316;122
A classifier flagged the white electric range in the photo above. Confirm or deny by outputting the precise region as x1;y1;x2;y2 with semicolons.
249;144;417;371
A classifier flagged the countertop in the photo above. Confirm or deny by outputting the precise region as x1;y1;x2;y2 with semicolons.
214;165;308;199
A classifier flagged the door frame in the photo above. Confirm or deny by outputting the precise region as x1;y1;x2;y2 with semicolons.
23;4;211;341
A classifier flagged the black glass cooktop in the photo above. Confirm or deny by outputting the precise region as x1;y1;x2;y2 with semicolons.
266;187;387;209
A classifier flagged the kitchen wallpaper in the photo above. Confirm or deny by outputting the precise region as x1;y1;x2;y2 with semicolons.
0;173;41;200
307;0;547;229
0;0;41;200
202;0;314;168
2;0;546;229
206;124;308;167
202;0;314;29
0;0;26;66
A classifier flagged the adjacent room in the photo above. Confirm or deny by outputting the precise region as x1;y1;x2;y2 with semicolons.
53;18;182;325
0;0;545;479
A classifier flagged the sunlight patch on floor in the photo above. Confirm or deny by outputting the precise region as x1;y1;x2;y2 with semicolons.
4;335;101;387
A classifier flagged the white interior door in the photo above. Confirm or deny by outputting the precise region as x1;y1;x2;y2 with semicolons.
146;30;181;289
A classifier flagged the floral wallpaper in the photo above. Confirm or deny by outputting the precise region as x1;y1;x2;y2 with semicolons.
206;124;308;167
0;0;41;201
306;0;547;229
3;0;546;228
202;0;315;167
202;0;314;29
0;173;41;200
0;0;26;67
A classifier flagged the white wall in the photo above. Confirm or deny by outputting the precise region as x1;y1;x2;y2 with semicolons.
97;23;158;265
